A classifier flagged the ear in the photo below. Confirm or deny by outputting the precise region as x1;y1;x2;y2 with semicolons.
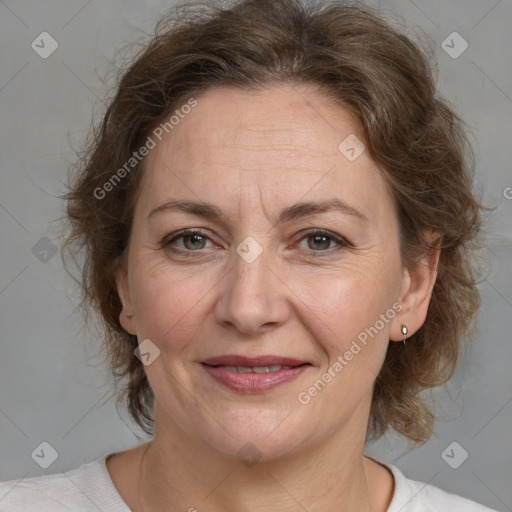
114;263;137;336
390;231;441;342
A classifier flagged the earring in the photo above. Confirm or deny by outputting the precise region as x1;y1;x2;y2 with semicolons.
401;325;408;344
127;314;134;319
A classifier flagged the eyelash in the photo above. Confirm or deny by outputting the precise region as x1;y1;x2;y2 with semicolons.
161;228;350;257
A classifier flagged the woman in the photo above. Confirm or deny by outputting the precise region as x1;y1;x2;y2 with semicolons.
0;0;500;510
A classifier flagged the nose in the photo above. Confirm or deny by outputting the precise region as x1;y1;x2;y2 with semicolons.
214;241;291;335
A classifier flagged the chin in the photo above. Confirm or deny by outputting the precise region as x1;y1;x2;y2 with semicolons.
193;408;313;464
211;433;305;466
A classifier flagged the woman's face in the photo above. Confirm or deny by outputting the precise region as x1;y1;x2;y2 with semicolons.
116;84;420;461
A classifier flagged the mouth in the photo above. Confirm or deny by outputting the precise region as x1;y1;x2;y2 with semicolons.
203;364;304;373
200;355;312;393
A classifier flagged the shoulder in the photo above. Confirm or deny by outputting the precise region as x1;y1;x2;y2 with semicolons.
368;457;500;512
0;455;129;512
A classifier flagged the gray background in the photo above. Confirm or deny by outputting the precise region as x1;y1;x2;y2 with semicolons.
0;0;511;510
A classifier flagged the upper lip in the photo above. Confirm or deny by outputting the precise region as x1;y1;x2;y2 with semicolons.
201;355;309;367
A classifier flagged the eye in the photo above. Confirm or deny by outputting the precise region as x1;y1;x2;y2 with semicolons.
296;229;349;254
163;228;214;253
162;228;350;257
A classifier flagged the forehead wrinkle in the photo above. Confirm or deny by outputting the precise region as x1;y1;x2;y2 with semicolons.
213;142;330;159
224;120;332;149
214;163;332;175
231;165;279;230
257;183;274;228
205;142;337;175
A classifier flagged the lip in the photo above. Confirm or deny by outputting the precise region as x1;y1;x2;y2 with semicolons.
201;355;308;367
200;354;311;393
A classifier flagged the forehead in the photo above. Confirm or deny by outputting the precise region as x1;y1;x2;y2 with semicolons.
150;84;362;167
138;84;395;224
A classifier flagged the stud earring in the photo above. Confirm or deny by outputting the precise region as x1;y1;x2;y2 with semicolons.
401;325;408;344
127;313;134;319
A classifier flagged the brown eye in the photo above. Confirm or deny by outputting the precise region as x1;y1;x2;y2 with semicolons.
181;233;207;250
163;229;214;254
306;234;333;251
297;229;349;254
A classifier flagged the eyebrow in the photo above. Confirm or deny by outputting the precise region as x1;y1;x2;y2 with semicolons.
147;198;368;224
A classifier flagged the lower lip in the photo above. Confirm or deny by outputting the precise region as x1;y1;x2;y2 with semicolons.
201;364;310;393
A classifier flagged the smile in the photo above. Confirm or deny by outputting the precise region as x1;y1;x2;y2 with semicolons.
201;362;311;393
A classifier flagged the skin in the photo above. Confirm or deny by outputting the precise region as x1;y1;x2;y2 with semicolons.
108;84;440;512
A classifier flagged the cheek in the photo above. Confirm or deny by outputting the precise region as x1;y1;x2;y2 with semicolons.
294;273;396;421
130;259;213;351
293;261;398;374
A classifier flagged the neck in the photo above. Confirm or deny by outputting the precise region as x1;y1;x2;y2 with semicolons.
136;406;378;512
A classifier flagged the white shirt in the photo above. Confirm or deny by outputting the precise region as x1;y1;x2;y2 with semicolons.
0;454;499;511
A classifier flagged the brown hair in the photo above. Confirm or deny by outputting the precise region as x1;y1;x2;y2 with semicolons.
62;0;487;444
